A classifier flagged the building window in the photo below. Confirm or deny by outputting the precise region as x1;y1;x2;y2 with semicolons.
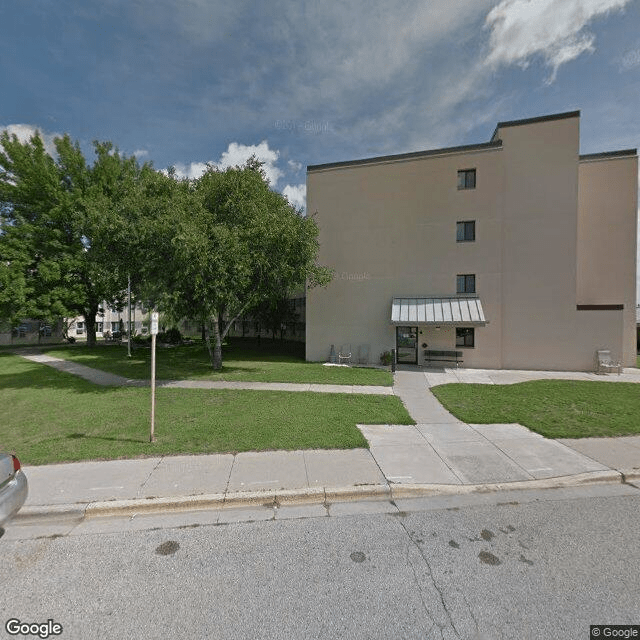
456;220;475;242
456;274;476;294
14;324;28;338
111;322;119;332
457;168;476;190
76;321;84;335
456;327;475;347
96;322;104;333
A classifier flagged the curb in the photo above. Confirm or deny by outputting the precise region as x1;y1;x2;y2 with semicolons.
621;469;640;483
388;470;623;499
12;471;630;525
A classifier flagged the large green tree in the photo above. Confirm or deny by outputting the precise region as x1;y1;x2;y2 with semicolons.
154;160;331;369
0;130;144;345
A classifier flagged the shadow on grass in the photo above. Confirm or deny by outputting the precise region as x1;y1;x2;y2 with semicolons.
0;366;117;394
37;345;278;381
65;432;146;444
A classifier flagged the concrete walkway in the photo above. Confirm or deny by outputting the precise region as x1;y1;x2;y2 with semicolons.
8;353;640;527
413;364;640;387
374;369;639;486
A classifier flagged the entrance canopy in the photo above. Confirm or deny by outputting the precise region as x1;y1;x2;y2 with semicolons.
391;297;487;325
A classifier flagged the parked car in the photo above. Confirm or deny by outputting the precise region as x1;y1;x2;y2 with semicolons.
0;454;28;526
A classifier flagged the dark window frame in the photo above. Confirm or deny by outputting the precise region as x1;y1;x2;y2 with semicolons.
456;327;475;348
456;274;476;294
457;168;476;190
456;220;476;242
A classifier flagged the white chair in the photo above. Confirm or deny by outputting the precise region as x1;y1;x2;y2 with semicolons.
338;344;352;364
596;350;622;375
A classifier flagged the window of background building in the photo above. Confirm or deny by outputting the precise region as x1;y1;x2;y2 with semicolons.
456;327;474;347
456;220;475;242
457;168;476;189
96;322;103;333
456;274;476;294
76;321;84;335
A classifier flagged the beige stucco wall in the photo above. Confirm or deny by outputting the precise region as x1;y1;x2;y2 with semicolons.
496;115;586;369
577;155;638;366
306;145;504;366
307;112;637;370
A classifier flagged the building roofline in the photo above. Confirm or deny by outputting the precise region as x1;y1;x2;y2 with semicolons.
579;149;637;161
307;140;502;173
490;110;580;141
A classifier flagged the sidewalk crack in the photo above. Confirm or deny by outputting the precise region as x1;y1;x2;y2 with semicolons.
301;451;310;488
223;455;236;499
137;456;164;497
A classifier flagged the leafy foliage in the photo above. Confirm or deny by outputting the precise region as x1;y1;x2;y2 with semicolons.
147;159;331;368
0;130;147;344
0;131;331;364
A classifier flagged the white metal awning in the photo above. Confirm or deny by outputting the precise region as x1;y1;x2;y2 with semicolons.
391;297;487;325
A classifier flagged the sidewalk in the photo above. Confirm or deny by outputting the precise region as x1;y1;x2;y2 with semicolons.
10;356;640;526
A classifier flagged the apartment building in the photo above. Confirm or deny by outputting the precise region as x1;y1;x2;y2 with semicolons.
67;302;150;340
306;111;638;371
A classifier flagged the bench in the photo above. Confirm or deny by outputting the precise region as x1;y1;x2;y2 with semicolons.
423;350;463;367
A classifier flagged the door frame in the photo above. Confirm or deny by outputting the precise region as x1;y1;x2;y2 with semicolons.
395;326;418;365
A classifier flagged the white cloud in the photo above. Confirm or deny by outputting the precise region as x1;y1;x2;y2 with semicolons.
215;141;283;186
619;46;640;71
2;124;60;156
133;149;149;158
282;183;306;212
170;140;285;185
288;159;303;172
484;0;631;83
170;161;209;180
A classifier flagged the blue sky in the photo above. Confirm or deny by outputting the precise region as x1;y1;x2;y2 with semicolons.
1;0;639;225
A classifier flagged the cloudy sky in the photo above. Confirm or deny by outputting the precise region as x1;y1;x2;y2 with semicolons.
1;0;639;222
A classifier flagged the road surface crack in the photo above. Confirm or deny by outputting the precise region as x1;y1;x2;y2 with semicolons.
396;519;461;639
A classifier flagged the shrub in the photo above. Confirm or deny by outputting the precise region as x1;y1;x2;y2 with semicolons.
158;327;182;344
380;351;392;365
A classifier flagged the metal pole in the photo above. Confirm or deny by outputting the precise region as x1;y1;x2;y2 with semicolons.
150;332;156;442
127;274;132;358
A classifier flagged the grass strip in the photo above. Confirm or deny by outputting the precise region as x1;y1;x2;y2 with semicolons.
0;354;411;465
431;379;640;439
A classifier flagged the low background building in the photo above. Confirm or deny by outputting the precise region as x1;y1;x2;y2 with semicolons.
0;319;64;345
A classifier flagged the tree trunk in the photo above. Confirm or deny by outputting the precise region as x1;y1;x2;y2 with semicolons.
212;313;223;370
218;305;225;340
204;322;215;368
84;303;100;347
201;323;206;343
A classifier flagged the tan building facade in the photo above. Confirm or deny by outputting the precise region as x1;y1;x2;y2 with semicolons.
306;111;638;371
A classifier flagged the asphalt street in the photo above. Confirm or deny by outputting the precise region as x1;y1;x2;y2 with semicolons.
2;484;639;640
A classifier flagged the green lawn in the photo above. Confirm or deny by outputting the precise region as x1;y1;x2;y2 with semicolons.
431;379;640;439
0;353;412;465
41;338;393;386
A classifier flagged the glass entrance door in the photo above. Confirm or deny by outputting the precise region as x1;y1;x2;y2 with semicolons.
396;326;418;364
